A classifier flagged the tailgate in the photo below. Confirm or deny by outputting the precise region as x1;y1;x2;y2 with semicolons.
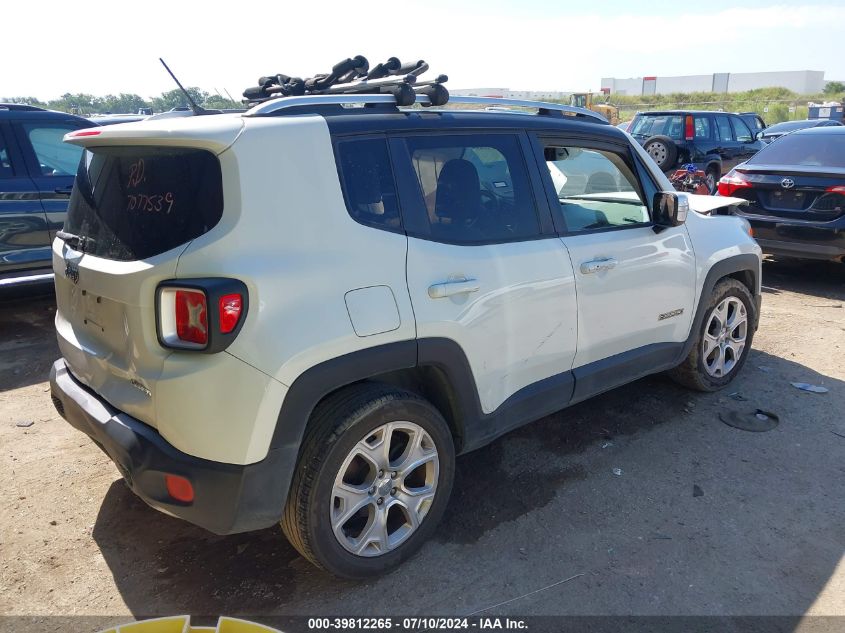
54;129;230;429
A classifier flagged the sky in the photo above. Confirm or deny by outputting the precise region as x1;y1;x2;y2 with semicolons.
4;0;845;101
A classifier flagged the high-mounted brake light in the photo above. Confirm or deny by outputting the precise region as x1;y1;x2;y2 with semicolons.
718;170;753;197
70;129;102;137
175;289;208;345
685;115;694;141
218;294;243;334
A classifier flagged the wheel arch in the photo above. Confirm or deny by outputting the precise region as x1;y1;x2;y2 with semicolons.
677;254;761;364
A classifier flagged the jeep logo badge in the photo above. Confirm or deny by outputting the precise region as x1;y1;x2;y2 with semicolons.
780;178;795;189
64;261;79;284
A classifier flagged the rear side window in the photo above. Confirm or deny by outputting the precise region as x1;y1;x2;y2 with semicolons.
22;123;85;176
0;130;14;177
65;147;223;261
694;116;711;139
630;115;684;140
715;116;734;142
401;133;540;244
335;138;401;231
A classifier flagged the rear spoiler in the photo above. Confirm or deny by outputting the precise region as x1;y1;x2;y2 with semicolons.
63;114;245;155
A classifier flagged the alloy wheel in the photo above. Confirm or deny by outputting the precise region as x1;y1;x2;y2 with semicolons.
331;421;439;557
702;296;748;377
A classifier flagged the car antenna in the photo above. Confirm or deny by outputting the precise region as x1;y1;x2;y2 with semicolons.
159;58;207;115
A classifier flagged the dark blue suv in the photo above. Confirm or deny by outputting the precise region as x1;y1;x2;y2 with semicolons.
628;110;765;194
0;104;95;287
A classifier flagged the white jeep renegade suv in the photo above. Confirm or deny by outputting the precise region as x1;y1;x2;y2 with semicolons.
49;88;761;578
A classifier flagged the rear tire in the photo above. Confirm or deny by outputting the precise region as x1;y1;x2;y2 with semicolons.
670;278;755;392
282;383;455;578
705;167;719;195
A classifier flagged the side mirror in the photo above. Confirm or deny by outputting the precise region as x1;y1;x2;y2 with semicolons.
653;191;689;231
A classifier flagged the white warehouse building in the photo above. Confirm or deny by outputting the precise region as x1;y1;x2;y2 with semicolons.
601;70;825;96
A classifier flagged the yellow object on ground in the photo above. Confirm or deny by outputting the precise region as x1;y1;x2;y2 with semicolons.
99;616;282;633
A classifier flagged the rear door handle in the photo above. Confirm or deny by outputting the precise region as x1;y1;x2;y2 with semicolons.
580;257;618;274
428;279;480;299
53;186;73;196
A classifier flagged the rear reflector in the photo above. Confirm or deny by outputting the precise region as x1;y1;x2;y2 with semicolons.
165;475;194;503
218;293;243;334
685;115;694;141
718;171;752;197
70;129;102;137
175;289;208;345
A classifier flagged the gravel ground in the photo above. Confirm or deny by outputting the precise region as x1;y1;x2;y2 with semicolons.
1;258;843;630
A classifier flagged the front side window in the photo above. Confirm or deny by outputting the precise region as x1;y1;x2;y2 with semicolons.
335;138;401;231
543;144;649;232
402;134;540;243
715;116;734;142
732;117;753;142
21;123;86;176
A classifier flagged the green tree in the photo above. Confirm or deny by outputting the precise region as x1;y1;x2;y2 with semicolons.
99;93;150;114
824;81;844;95
151;87;208;112
45;93;103;114
0;96;47;107
204;94;242;110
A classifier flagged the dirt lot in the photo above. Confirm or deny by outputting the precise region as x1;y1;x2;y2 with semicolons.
1;259;844;629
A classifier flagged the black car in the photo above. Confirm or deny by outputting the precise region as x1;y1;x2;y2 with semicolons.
628;110;765;193
719;126;845;262
0;104;95;287
759;118;843;143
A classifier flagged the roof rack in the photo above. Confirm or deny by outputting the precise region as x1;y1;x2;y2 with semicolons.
241;56;607;123
245;93;607;123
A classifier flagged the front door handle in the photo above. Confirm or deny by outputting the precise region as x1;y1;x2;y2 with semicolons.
53;186;73;196
580;257;618;274
428;279;480;299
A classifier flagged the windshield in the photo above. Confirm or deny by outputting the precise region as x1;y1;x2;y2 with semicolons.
65;146;224;261
764;120;817;134
748;132;845;168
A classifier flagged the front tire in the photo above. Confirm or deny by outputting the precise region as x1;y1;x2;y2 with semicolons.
670;278;755;392
282;383;455;578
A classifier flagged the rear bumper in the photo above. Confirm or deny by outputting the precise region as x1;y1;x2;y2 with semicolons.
739;212;845;261
49;359;292;535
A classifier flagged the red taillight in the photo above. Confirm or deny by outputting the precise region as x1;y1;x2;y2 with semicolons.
718;170;753;196
685;115;694;141
218;293;243;334
175;289;208;345
825;186;845;194
70;129;101;137
165;474;194;503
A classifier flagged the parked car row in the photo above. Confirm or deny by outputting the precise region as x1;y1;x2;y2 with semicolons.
718;126;845;262
0;104;93;286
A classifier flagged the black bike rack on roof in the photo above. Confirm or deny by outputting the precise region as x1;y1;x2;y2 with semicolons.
241;55;607;123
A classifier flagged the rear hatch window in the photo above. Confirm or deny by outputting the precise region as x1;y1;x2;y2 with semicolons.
629;114;684;140
65;147;223;261
749;133;845;169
